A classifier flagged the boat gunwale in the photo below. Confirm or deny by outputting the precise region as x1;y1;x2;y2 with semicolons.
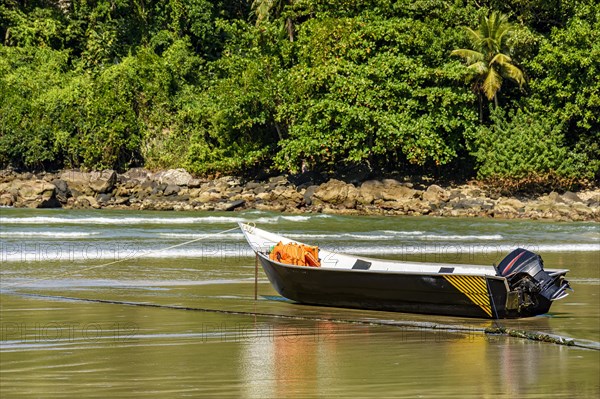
255;251;509;281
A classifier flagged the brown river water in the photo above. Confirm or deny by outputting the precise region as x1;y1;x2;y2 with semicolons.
1;209;598;397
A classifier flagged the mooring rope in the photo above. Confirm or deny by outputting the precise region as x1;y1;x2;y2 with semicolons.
1;225;241;289
11;292;598;351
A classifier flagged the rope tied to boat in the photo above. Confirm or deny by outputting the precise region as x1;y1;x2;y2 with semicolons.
1;225;241;289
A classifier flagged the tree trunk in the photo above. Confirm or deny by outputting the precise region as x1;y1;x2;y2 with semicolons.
274;121;285;141
479;94;484;123
285;18;295;42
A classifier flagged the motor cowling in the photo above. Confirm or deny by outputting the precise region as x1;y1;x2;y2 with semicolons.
496;249;570;309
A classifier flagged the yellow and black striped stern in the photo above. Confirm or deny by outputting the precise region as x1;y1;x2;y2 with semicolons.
443;275;493;318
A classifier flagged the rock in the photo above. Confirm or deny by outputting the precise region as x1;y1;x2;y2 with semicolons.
154;168;193;186
269;175;289;186
226;186;243;195
52;179;70;202
18;181;52;200
122;168;152;182
464;187;484;198
562;191;583;203
197;191;222;203
16;180;60;208
61;170;93;195
313;179;359;208
379;200;406;211
553;203;574;216
163;184;181;196
422;184;448;204
222;199;246;211
448;190;467;201
59;169;115;195
140;179;157;191
272;186;303;204
0;193;14;206
571;203;593;216
188;178;203;188
253;185;267;195
543;191;565;204
114;196;129;205
358;180;384;204
151;183;168;196
75;195;99;209
256;192;273;201
380;179;418;201
303;185;319;206
96;193;113;204
494;197;525;214
0;169;16;183
89;170;117;193
241;192;256;202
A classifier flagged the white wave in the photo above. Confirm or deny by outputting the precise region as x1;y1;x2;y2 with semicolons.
333;243;600;255
253;214;332;223
382;230;425;236
2;242;597;263
418;234;504;241
282;232;503;241
0;216;247;225
381;230;502;240
158;232;244;239
0;231;99;238
289;233;410;241
0;213;332;226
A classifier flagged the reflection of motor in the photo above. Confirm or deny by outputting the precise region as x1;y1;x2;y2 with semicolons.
496;249;571;311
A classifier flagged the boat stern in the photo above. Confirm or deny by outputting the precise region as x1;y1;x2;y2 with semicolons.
496;248;571;317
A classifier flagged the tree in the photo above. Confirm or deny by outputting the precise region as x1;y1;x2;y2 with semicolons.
451;11;525;119
251;0;295;42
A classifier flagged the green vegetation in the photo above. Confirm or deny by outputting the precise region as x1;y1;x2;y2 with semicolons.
451;11;525;118
0;1;598;188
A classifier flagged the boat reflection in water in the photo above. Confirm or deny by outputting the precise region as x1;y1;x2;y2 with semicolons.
239;316;582;398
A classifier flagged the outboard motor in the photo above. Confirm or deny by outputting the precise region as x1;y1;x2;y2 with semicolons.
496;249;571;314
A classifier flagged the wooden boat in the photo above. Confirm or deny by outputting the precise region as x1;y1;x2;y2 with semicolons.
239;223;571;319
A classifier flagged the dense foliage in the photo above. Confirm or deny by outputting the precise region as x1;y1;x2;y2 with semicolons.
1;0;598;187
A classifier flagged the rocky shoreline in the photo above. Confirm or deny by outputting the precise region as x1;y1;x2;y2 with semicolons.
0;168;598;222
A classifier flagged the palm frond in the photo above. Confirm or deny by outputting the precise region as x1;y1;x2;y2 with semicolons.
451;49;484;64
467;61;488;75
489;12;508;40
252;0;275;24
464;27;482;49
481;37;499;54
479;14;490;43
502;63;526;88
482;67;502;100
489;53;512;66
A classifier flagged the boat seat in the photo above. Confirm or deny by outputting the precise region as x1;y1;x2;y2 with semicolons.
352;259;372;270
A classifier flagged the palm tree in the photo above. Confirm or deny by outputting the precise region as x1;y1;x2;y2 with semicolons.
252;0;295;42
451;12;525;120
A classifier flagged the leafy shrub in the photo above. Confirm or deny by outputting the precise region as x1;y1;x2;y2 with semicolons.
472;107;597;186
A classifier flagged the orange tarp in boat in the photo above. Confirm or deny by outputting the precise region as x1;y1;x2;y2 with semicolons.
269;241;320;267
